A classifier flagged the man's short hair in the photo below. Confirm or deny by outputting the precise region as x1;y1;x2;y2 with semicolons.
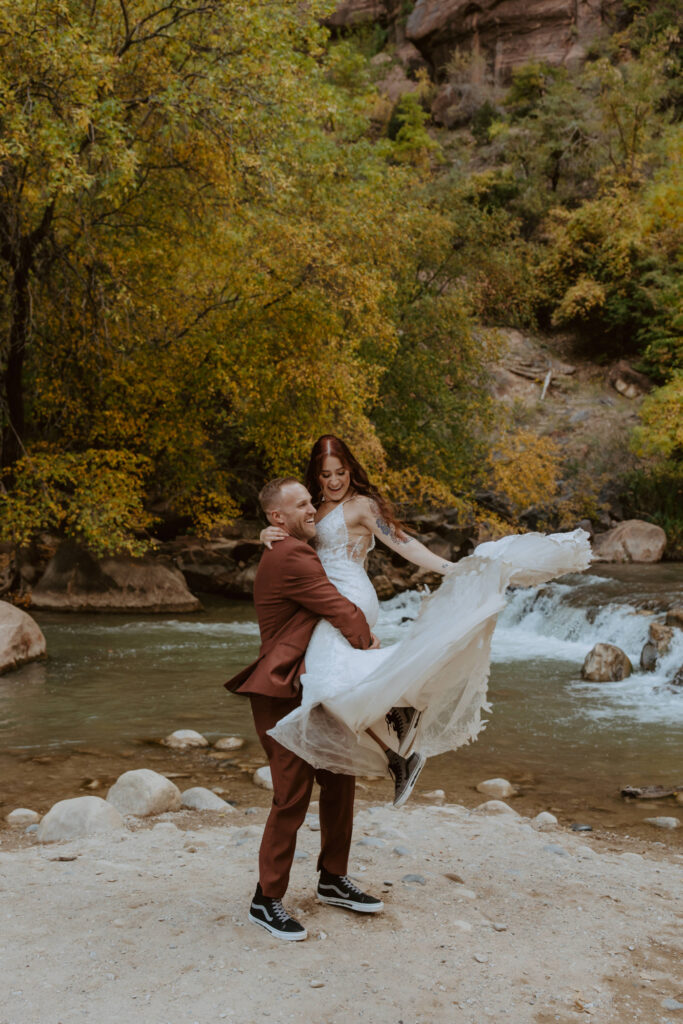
258;477;301;513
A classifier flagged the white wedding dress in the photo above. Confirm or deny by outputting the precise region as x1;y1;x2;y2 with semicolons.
268;503;592;776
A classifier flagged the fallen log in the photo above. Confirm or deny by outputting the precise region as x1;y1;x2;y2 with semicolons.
621;785;681;800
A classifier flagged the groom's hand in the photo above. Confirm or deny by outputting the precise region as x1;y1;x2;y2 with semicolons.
369;633;381;650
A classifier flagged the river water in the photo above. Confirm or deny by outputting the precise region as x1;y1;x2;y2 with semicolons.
2;564;681;835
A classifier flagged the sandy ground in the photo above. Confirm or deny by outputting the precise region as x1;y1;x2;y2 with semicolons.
1;798;682;1024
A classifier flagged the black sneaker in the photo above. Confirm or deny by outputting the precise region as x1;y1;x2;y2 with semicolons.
387;749;426;808
248;883;307;941
385;706;422;755
317;869;384;913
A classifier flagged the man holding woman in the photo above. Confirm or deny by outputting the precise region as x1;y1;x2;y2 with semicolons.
226;435;592;942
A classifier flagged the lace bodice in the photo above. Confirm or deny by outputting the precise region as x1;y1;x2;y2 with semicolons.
314;501;375;566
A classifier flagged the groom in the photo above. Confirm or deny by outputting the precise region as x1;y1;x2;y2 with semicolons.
225;477;384;941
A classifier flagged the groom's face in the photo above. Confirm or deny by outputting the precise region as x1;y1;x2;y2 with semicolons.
270;482;317;541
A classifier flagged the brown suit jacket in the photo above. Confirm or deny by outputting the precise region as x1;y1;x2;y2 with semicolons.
225;536;372;699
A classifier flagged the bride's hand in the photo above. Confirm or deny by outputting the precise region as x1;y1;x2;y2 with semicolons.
260;526;288;549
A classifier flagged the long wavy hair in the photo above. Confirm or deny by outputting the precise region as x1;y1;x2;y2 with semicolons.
305;435;406;537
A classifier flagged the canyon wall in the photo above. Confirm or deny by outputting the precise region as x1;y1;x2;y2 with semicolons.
331;0;621;83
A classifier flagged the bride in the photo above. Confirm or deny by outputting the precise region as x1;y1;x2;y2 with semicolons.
261;434;591;807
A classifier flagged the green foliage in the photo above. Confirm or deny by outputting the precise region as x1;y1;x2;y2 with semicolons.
625;373;683;557
622;460;683;558
504;62;560;118
0;450;154;556
632;373;683;460
535;161;682;376
0;0;492;551
389;93;441;168
0;1;680;553
471;100;500;145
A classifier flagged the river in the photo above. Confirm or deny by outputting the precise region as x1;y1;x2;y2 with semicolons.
1;564;681;838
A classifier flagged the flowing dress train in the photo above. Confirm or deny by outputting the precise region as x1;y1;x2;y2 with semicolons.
268;503;592;776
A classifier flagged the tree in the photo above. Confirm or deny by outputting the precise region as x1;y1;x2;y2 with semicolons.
0;0;495;550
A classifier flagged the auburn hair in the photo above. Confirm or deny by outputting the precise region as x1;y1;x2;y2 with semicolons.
305;435;405;537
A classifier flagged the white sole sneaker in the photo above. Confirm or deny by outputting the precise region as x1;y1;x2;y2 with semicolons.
248;911;307;941
317;893;384;913
397;709;423;756
393;751;426;808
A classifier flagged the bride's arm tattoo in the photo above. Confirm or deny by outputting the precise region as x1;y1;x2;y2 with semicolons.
371;502;409;543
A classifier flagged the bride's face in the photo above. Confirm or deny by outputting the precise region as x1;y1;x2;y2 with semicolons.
319;455;351;503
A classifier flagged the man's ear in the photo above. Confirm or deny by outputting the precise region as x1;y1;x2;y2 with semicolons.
268;509;283;527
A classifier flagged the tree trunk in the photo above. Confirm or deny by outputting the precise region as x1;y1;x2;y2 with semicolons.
1;202;54;471
1;264;30;469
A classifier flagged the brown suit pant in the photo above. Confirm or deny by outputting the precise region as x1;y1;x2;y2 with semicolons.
250;693;355;899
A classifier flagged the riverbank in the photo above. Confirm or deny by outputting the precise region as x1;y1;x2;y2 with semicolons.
1;798;681;1024
2;732;682;855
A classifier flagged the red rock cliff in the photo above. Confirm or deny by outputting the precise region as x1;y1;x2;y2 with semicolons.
331;0;620;82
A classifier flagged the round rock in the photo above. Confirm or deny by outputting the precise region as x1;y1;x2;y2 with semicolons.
473;800;520;816
591;520;666;563
423;789;445;802
253;766;273;791
37;796;125;842
6;808;40;826
476;778;515;799
213;736;244;751
107;769;182;816
581;643;632;682
0;600;46;675
163;729;209;750
643;816;680;830
532;811;558;830
181;787;234;812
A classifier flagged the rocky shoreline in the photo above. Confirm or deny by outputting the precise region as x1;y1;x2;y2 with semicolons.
3;724;681;856
0;512;669;616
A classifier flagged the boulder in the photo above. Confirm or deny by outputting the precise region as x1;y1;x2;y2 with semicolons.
162;537;261;597
180;787;234;812
581;643;632;682
5;808;40;826
163;729;209;750
406;0;617;83
233;562;258;597
0;600;46;675
608;360;653;399
326;0;393;28
650;621;674;654
670;665;683;688
592;520;667;564
30;542;201;613
106;769;182;817
37;796;125;842
640;641;658;673
666;607;683;629
253;766;274;791
475;778;516;799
